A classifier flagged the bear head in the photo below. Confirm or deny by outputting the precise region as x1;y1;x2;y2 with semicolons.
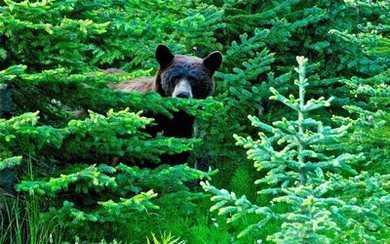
154;45;222;99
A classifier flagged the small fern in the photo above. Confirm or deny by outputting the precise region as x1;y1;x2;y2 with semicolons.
229;166;256;202
146;231;186;244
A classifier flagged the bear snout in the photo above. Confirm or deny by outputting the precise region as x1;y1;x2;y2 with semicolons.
172;80;193;98
176;91;191;98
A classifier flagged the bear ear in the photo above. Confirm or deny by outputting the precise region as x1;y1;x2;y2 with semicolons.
156;45;174;67
203;51;222;74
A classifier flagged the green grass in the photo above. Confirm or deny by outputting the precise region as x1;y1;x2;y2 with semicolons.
0;194;64;244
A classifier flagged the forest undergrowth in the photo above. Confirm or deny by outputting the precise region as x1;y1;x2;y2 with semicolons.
0;0;389;243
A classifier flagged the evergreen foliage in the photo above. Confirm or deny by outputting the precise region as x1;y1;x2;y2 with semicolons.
197;0;389;177
1;0;389;242
202;57;389;242
337;70;390;173
1;0;222;240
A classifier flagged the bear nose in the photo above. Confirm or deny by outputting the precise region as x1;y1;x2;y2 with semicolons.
176;91;190;98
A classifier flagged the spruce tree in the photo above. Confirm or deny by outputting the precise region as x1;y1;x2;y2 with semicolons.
198;1;389;175
335;38;390;174
202;57;389;242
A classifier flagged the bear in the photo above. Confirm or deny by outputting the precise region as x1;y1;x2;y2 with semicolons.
108;45;222;99
108;44;222;165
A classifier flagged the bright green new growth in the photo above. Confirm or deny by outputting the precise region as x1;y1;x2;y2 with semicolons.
202;57;388;243
146;231;186;244
8;110;214;234
247;57;359;191
1;0;389;242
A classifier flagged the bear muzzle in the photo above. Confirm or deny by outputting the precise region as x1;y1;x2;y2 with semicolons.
172;79;193;98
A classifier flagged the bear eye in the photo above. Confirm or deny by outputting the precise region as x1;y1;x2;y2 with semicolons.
187;76;199;83
171;75;180;82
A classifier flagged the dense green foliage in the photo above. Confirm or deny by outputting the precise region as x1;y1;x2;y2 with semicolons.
203;57;389;242
1;0;389;243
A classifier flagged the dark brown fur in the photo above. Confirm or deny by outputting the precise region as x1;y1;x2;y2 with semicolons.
107;45;222;166
107;45;222;99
